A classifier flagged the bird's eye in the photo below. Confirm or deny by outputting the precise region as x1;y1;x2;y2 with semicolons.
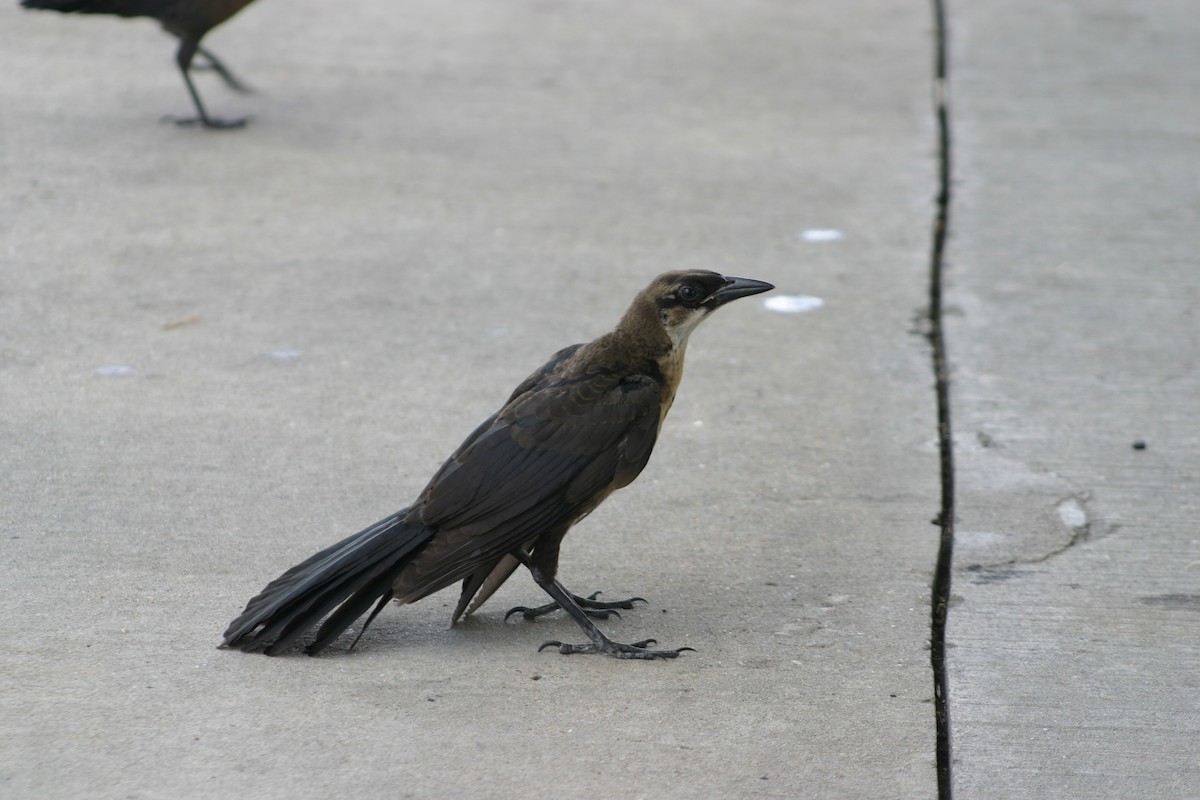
677;285;700;303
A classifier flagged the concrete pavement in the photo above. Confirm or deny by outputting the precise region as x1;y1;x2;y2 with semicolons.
944;1;1200;797
8;1;1193;798
2;2;938;798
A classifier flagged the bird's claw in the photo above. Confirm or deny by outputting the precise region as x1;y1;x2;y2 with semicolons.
505;606;527;622
506;603;620;621
161;114;249;130
537;638;695;659
583;590;647;607
505;590;646;622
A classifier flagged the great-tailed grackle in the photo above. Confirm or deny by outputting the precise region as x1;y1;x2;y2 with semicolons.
222;271;773;660
20;0;257;128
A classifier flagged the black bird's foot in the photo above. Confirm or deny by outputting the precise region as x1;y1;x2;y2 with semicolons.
162;114;249;130
194;46;253;93
506;590;646;622
191;64;254;93
538;637;695;660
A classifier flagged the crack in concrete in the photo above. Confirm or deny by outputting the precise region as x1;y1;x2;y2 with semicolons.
1023;491;1118;563
1140;594;1200;612
959;491;1119;572
927;1;954;797
963;564;1035;584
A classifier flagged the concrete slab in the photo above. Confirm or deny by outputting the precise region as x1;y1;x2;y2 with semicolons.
1;1;939;797
944;1;1200;797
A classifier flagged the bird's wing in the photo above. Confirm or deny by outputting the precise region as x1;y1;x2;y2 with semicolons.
415;343;584;495
399;367;661;600
421;370;660;530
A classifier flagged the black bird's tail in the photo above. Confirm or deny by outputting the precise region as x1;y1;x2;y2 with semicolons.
20;1;96;13
222;509;434;656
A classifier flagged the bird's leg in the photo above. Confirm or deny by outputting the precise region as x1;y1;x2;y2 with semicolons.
164;37;248;130
505;533;644;620
512;549;693;660
194;46;253;93
505;590;646;622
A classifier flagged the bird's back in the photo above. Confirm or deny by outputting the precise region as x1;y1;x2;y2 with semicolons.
21;0;255;37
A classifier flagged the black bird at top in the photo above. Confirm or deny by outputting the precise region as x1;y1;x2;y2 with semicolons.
20;0;258;129
223;270;774;660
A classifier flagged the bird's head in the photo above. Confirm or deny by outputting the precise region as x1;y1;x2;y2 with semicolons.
639;270;775;347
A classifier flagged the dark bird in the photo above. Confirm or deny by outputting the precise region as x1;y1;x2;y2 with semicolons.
20;0;257;128
222;271;774;660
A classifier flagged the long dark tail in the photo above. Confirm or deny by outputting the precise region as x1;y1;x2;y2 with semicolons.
20;1;103;14
222;509;434;656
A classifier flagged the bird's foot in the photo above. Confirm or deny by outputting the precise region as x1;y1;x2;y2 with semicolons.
538;637;695;660
162;114;249;130
194;47;253;93
192;64;253;93
506;590;646;622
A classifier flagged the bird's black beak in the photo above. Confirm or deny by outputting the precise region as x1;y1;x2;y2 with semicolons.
704;275;775;309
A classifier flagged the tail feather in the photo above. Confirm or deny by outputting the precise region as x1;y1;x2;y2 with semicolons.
222;509;434;654
21;1;111;13
305;577;396;655
20;1;168;17
265;548;407;656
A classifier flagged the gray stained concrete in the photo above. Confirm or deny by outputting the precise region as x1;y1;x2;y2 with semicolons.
945;1;1200;798
3;1;1194;798
2;2;937;798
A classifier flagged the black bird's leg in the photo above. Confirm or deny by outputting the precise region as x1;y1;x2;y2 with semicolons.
165;36;248;130
505;590;646;622
194;46;253;93
511;549;693;660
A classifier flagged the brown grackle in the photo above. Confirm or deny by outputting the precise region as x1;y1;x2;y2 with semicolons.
222;271;773;660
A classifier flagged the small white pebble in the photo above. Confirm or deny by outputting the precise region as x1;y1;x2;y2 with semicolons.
800;229;844;242
764;295;824;314
1056;498;1087;529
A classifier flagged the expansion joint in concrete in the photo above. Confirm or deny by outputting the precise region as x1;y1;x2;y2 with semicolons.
927;0;955;798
